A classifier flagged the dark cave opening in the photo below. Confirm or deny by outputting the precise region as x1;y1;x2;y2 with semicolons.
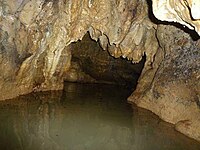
64;32;145;90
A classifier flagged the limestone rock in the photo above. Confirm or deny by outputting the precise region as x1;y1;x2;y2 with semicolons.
128;24;200;142
0;0;156;100
152;0;200;35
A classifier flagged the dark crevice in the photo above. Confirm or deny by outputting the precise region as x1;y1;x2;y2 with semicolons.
64;32;145;89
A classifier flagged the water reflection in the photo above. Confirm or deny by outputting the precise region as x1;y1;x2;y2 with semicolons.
0;83;199;150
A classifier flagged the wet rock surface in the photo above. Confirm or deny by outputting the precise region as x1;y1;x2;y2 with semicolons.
0;0;199;142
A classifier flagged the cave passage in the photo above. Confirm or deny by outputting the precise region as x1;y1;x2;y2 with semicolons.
0;32;198;150
0;0;200;146
64;32;145;89
0;83;200;150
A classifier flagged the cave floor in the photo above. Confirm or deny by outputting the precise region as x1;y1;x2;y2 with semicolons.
0;83;199;150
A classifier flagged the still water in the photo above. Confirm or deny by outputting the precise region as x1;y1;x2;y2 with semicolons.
0;83;199;150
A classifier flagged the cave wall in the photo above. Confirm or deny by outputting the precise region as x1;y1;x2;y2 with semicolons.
128;24;200;141
131;0;200;141
0;0;199;142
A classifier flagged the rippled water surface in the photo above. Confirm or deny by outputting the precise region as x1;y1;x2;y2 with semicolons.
0;83;200;150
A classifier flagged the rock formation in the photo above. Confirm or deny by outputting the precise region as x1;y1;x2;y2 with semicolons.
0;0;199;142
152;0;200;35
0;0;157;99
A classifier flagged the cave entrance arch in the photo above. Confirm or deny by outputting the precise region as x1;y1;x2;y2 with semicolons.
64;32;145;90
